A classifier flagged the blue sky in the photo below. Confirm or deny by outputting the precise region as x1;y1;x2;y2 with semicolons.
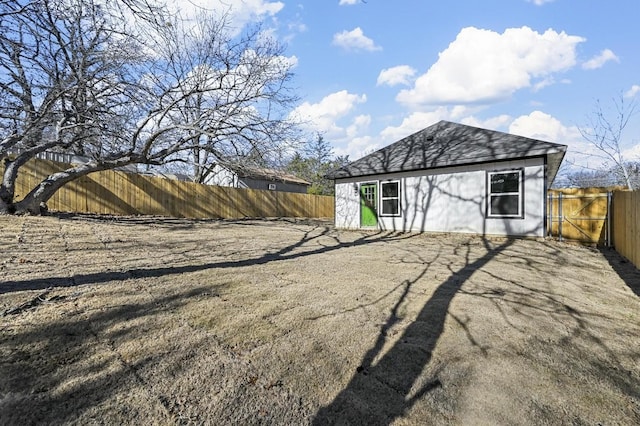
172;0;640;171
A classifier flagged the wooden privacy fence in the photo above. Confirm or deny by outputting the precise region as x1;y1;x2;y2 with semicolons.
611;191;640;269
547;188;612;246
548;187;640;270
9;158;334;219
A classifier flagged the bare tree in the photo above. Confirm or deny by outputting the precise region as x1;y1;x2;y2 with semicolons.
0;0;300;214
0;0;138;213
578;94;638;190
148;11;299;183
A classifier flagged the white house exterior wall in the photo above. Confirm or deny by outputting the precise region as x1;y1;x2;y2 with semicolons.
204;165;241;188
334;157;546;237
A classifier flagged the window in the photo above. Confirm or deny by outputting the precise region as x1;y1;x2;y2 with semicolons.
380;181;400;216
488;170;523;218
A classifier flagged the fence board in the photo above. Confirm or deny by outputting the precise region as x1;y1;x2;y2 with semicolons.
5;158;334;220
612;191;640;269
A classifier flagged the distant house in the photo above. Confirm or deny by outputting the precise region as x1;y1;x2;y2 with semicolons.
13;150;138;173
326;120;567;238
206;164;311;194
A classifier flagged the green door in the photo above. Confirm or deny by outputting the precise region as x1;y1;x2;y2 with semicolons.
360;183;378;227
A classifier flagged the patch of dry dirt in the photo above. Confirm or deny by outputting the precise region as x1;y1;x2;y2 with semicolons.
1;214;639;425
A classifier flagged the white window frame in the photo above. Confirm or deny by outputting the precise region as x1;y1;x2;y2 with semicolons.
487;169;524;218
380;180;401;217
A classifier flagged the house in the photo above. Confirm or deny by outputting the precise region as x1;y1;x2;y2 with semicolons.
326;120;567;237
206;164;311;194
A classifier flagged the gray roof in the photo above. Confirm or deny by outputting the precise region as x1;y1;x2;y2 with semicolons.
327;120;567;184
229;165;311;186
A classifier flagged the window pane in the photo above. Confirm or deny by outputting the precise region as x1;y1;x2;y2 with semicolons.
382;199;399;215
490;172;519;193
382;182;399;197
490;195;520;216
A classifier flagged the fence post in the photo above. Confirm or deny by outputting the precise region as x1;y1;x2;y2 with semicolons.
548;192;553;238
607;191;612;248
558;192;563;242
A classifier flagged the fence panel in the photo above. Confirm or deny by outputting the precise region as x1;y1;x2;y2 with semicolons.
5;158;334;219
613;191;640;269
547;188;611;245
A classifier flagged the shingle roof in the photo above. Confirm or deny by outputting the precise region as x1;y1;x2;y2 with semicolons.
232;166;311;186
327;120;567;183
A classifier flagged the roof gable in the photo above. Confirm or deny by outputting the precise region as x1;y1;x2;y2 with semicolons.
327;120;567;183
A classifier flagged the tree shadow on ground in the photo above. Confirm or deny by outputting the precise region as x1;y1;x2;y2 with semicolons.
599;247;640;297
311;236;640;425
3;218;638;424
312;238;513;425
0;221;416;294
54;212;333;227
0;285;219;424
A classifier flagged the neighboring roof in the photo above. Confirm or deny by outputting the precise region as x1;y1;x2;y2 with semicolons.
227;165;311;186
327;120;567;184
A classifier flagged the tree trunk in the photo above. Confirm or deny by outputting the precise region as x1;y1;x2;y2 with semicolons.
1;140;62;212
0;198;11;214
1;157;23;214
621;164;634;191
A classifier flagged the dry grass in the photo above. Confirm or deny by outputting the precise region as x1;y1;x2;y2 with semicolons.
0;214;639;425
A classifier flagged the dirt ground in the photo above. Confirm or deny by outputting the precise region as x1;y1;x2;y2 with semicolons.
0;214;639;425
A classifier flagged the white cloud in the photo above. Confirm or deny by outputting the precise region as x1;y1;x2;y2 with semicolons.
623;144;640;161
461;114;513;130
291;92;373;159
507;111;604;170
379;109;453;143
624;84;640;98
532;77;555;92
334;135;381;160
339;0;360;5
582;49;619;70
167;0;284;32
332;27;382;52
330;114;374;159
288;22;307;33
396;26;585;106
291;90;367;135
283;55;299;69
281;8;307;43
228;0;284;17
377;65;417;87
450;105;473;120
509;111;578;142
346;114;372;138
528;0;555;5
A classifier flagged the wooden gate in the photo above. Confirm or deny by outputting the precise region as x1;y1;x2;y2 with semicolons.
547;189;612;246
